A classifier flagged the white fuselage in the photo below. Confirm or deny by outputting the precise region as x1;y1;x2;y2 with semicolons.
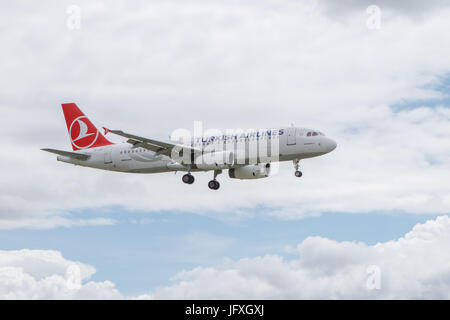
57;127;337;174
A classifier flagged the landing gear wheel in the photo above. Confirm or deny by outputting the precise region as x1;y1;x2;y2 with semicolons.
208;180;220;190
293;159;302;178
182;174;194;184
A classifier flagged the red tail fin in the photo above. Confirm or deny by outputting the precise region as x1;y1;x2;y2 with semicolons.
61;103;114;151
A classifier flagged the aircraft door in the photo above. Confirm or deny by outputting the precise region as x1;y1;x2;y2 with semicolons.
287;128;297;145
104;149;113;164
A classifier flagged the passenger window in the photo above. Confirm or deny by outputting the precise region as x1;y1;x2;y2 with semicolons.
307;132;311;136
312;132;318;136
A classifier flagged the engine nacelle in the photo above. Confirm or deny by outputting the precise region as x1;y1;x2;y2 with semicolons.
195;151;234;170
228;163;271;179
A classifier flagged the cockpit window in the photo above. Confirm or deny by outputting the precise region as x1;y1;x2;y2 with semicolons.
306;131;325;136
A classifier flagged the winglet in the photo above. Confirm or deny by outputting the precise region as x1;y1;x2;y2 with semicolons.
103;127;111;135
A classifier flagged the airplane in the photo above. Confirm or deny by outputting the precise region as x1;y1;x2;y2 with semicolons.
42;103;337;190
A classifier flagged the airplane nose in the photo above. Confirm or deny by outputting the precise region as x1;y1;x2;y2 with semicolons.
326;138;337;152
330;139;337;151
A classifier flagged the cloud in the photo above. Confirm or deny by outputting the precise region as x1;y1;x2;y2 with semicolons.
0;249;121;299
0;217;117;230
0;1;450;228
139;215;450;299
1;215;450;299
318;0;450;18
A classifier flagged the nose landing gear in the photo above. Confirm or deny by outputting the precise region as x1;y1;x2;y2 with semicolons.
294;159;302;178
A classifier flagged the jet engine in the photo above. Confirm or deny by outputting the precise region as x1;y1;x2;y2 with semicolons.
228;163;271;179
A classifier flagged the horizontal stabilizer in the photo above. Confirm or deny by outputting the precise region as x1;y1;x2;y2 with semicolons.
41;148;90;161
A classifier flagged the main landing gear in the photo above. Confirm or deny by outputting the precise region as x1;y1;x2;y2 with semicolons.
208;180;220;190
182;173;195;184
294;159;302;178
208;169;222;190
182;170;221;190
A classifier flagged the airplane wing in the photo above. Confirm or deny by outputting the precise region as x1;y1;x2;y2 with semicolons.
41;148;90;161
103;128;200;157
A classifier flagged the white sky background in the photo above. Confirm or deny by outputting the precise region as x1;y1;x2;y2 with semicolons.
1;0;450;299
0;0;449;228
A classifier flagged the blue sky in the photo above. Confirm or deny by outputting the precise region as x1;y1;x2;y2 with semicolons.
392;78;450;111
0;209;439;295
